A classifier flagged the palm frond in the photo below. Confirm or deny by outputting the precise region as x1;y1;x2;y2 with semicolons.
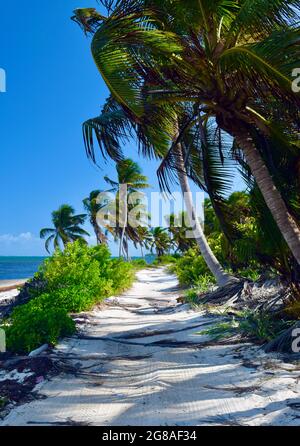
91;13;183;115
40;228;55;239
44;234;55;254
226;0;300;43
220;28;300;106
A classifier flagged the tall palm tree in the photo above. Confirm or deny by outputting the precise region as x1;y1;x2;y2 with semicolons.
40;204;89;253
82;97;234;285
83;190;108;245
104;159;150;258
150;227;173;258
73;1;300;266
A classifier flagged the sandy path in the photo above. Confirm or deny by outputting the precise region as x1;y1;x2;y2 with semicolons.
2;268;300;426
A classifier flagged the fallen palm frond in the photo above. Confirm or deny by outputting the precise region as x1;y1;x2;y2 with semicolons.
264;321;300;354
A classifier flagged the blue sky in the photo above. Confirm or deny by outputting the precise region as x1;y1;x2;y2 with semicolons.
0;0;245;257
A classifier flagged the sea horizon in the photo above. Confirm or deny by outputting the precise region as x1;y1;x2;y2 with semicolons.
0;256;47;281
0;254;155;281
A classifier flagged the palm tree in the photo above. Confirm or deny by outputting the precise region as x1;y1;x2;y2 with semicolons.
150;227;173;258
83;190;108;245
40;204;89;253
74;1;300;266
81;97;234;285
104;159;149;258
133;226;153;258
168;212;195;253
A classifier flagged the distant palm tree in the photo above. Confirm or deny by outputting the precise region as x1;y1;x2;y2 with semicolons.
40;204;89;253
104;159;149;258
150;227;173;258
133;226;153;258
168;212;196;253
83;190;108;245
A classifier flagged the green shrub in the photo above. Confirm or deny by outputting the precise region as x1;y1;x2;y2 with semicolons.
6;303;75;353
184;274;216;304
130;258;148;269
40;242;108;296
199;310;292;343
38;242;134;303
108;259;135;293
173;248;214;286
184;289;201;305
238;268;261;281
238;311;291;342
6;241;135;353
34;287;100;313
152;254;180;266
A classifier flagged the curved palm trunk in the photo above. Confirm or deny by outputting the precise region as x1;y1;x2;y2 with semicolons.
234;128;300;266
175;143;234;286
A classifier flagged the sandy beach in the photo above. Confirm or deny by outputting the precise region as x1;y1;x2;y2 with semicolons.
1;267;300;426
0;280;27;293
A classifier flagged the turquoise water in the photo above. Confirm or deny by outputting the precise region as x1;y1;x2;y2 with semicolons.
0;257;47;280
0;255;155;280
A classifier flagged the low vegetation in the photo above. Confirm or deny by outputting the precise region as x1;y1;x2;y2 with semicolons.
199;310;294;345
3;241;135;353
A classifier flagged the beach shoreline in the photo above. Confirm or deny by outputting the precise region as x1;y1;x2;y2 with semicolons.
0;279;27;293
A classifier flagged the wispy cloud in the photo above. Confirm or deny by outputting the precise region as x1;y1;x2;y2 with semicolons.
0;232;45;256
0;232;34;242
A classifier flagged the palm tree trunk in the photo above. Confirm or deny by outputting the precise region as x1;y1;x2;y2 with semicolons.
175;142;234;286
126;234;131;261
234;128;300;266
119;187;128;258
93;222;101;245
119;225;126;258
140;244;144;258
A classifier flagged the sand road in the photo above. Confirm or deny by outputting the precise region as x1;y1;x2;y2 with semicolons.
2;268;300;426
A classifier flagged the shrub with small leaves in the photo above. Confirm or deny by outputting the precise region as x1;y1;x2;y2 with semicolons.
6;302;75;353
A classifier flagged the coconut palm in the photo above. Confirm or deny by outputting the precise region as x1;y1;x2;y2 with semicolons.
104;159;150;258
150;226;173;257
74;1;300;266
167;212;196;253
150;227;173;258
40;204;89;253
133;226;153;258
82;96;234;285
83;190;108;245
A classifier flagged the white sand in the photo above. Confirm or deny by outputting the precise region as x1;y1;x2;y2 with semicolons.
0;289;20;304
1;268;300;426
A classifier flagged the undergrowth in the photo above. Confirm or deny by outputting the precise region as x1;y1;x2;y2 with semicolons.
4;241;135;353
198;310;293;343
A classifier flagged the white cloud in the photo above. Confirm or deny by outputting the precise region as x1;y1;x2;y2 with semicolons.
0;232;45;256
0;232;34;242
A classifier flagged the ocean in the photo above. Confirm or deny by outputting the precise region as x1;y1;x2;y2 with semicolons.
0;257;47;280
0;255;155;281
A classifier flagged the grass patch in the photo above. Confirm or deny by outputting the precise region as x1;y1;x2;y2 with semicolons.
198;310;293;343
